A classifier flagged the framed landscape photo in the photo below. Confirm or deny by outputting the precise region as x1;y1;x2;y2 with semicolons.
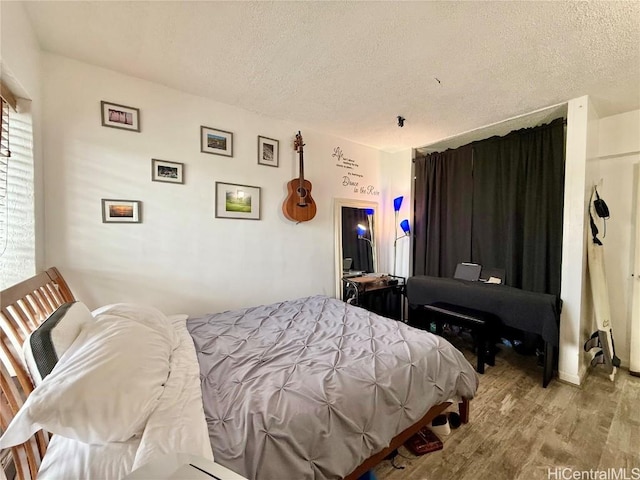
100;101;140;132
215;182;261;220
257;136;279;167
152;159;184;184
101;199;142;223
201;126;233;157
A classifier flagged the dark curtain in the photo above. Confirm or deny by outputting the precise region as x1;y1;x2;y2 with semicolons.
342;207;374;272
471;118;565;296
414;144;473;277
413;118;565;296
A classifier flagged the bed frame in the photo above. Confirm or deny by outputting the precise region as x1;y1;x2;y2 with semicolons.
0;268;75;480
344;398;469;480
0;268;470;480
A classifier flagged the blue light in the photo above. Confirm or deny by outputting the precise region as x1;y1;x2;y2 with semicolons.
364;208;374;216
393;196;403;212
357;224;367;236
400;219;411;235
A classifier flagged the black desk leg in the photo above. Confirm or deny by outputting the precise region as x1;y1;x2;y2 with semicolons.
543;341;555;388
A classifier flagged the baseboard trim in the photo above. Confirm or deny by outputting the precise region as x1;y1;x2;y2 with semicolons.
579;364;589;384
558;370;582;385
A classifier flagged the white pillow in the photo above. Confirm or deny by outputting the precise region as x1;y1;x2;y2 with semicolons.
0;304;177;447
23;301;94;386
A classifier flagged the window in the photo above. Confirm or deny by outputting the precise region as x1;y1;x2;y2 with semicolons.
1;94;13;260
0;97;10;156
0;82;35;289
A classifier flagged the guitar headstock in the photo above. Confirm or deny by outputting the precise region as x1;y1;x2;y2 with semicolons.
294;131;305;152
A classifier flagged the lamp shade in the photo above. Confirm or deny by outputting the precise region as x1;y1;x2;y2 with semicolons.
393;196;403;212
400;219;411;235
357;224;367;236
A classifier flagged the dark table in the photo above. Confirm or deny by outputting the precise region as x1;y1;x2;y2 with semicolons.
342;275;405;321
406;276;561;386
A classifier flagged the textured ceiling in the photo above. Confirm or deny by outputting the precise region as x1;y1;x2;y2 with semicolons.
20;1;640;152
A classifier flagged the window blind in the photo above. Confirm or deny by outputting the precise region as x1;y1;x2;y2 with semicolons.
0;93;37;286
0;99;9;255
0;98;9;157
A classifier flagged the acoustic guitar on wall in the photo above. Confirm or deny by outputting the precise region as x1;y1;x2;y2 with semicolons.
283;131;317;222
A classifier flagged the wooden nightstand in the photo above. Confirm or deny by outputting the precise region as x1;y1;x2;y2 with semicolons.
124;453;248;480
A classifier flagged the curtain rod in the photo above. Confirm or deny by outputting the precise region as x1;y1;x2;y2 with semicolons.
414;102;567;155
413;116;567;161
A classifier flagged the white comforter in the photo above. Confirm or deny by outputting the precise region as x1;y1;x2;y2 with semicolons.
37;313;213;480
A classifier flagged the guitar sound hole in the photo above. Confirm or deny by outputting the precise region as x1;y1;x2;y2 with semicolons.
297;188;308;198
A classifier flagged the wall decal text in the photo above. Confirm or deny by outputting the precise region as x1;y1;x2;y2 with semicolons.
333;146;379;196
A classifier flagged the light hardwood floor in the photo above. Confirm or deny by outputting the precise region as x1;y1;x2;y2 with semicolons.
374;337;640;480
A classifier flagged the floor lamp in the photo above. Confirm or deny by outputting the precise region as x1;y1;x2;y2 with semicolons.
393;196;411;276
357;208;377;273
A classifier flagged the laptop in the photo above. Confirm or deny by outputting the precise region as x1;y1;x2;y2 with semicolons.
453;263;481;281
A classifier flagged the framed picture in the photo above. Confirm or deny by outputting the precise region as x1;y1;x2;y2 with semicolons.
152;159;184;184
100;101;140;132
101;199;142;223
215;182;261;220
201;126;233;157
257;136;279;167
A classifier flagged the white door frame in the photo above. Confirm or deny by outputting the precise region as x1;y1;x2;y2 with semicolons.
630;166;640;376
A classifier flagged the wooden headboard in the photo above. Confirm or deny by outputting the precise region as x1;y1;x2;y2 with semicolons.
0;268;75;480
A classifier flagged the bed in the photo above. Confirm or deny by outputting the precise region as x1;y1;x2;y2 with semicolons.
0;268;478;480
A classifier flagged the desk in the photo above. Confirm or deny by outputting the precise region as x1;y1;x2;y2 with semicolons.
342;275;405;321
406;276;561;386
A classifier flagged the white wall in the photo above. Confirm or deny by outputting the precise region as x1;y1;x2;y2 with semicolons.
379;148;413;278
0;1;41;287
41;54;389;315
598;110;640;158
589;109;640;367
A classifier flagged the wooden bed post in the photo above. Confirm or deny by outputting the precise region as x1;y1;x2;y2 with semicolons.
459;397;470;424
1;267;76;480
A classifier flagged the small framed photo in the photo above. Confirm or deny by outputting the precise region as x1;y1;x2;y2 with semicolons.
257;136;279;167
152;159;184;184
201;126;233;157
215;182;261;220
100;101;140;132
101;199;142;223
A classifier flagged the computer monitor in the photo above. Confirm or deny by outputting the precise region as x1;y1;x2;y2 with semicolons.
343;258;353;272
